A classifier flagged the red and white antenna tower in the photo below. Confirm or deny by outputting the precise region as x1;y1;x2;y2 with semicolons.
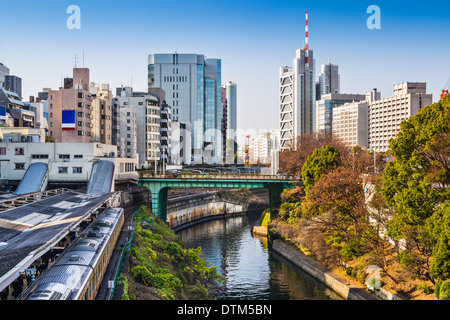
305;10;309;67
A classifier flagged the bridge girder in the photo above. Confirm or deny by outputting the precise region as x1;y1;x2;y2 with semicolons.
138;178;296;221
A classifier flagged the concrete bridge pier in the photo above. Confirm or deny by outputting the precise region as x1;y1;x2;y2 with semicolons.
149;186;169;221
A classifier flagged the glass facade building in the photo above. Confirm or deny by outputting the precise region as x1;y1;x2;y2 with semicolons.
148;53;222;163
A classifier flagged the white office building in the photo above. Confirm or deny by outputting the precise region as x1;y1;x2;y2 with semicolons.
332;102;369;150
279;12;316;150
368;82;432;152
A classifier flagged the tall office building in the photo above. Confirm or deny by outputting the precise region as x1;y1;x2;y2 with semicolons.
4;75;22;99
318;62;340;99
225;81;237;141
368;82;432;152
148;53;222;163
280;11;316;150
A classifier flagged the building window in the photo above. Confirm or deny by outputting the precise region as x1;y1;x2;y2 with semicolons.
58;167;68;174
74;154;83;159
0;147;6;155
72;167;83;174
15;163;26;170
59;154;70;161
31;154;49;159
15;148;24;155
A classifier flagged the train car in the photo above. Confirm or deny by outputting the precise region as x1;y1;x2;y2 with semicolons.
19;207;124;300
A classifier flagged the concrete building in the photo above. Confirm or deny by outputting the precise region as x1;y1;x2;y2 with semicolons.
47;68;93;143
4;75;22;99
119;107;138;163
280;11;316;150
170;121;191;165
148;53;222;163
0;63;9;88
368;82;432;152
90;83;113;145
248;130;280;165
116;86;161;169
0;141;137;189
332;102;369;150
318;62;340;99
315;93;367;135
225;81;237;142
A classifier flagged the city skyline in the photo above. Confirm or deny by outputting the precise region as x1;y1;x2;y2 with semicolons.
1;0;449;133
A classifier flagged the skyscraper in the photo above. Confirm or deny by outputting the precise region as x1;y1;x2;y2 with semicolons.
148;53;222;163
280;10;316;150
318;62;340;99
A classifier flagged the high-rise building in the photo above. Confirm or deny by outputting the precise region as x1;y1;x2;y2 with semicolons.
116;86;163;169
368;82;432;152
315;93;366;135
148;53;222;163
280;11;316;150
318;62;340;99
332;102;369;150
119;106;138;163
225;81;237;141
0;63;10;88
47;68;93;143
90;83;113;145
4;75;22;99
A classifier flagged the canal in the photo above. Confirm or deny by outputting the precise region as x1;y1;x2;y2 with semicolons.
176;211;343;300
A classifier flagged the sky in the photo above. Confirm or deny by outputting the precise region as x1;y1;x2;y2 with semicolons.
1;0;449;133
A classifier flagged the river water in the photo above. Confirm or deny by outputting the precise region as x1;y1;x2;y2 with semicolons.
176;211;343;300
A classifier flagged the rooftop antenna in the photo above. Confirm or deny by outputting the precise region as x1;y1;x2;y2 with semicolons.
83;51;85;68
74;54;79;68
304;10;309;68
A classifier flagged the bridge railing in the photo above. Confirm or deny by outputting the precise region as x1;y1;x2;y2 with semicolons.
139;172;299;181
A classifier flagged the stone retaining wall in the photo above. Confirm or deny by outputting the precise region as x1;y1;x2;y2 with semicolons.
271;240;378;300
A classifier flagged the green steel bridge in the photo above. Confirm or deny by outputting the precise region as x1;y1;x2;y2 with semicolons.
138;173;300;220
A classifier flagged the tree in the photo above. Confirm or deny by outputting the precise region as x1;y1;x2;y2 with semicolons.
301;145;340;194
382;96;450;228
278;132;350;176
382;95;450;281
301;166;376;265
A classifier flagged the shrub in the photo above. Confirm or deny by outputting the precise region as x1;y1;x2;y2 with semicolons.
439;281;450;300
435;280;442;299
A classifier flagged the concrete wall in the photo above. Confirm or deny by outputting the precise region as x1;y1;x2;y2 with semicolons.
271;240;378;300
167;192;247;230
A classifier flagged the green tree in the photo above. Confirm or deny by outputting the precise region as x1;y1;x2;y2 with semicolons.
301;145;340;194
382;95;450;281
382;97;449;228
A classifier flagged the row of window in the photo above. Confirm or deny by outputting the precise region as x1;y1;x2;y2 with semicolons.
13;163;83;173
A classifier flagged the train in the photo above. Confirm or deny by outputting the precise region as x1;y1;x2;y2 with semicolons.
19;206;124;300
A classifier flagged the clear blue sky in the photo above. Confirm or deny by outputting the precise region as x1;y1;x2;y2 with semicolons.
1;0;449;132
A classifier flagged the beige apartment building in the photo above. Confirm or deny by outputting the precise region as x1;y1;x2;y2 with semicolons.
90;83;113;145
368;82;432;152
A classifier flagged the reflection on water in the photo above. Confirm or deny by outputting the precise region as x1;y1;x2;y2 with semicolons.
177;211;343;300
